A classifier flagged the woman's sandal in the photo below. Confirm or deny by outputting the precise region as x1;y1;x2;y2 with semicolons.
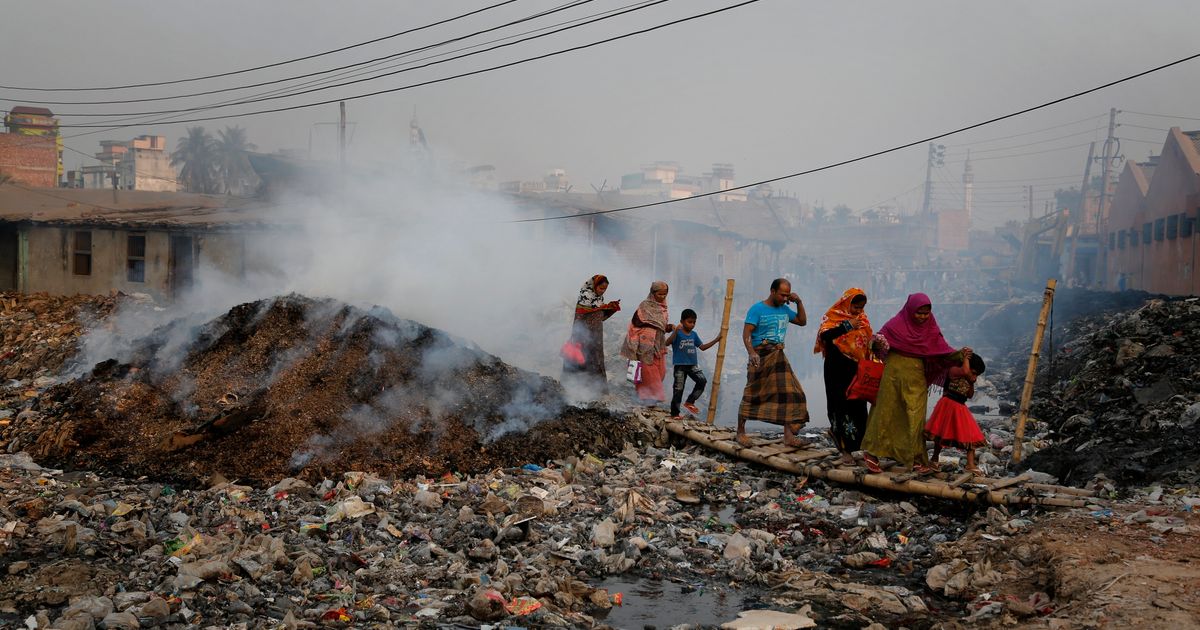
862;454;883;474
912;464;936;474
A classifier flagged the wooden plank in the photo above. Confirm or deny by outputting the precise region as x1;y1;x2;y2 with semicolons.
657;419;1095;508
947;472;974;488
989;472;1032;491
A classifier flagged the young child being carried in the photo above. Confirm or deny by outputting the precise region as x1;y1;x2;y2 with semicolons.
664;308;722;419
925;350;987;474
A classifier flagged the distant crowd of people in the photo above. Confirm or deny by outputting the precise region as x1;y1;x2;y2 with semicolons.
561;275;988;475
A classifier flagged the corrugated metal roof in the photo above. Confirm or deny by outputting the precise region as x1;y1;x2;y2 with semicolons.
0;187;281;229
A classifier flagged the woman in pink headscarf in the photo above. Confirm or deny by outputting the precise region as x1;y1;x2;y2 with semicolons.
860;293;969;473
620;281;673;405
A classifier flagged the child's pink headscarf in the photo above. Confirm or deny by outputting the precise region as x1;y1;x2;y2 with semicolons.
878;293;956;357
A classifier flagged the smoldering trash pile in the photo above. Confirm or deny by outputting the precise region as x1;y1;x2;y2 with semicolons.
0;293;119;382
1019;297;1200;486
2;295;638;485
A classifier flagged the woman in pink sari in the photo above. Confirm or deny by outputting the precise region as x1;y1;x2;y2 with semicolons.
620;281;673;405
860;293;968;473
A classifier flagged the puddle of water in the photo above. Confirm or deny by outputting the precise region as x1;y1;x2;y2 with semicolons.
594;578;762;628
697;503;738;525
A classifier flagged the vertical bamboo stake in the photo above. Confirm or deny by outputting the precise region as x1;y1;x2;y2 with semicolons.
706;279;736;424
1013;278;1057;462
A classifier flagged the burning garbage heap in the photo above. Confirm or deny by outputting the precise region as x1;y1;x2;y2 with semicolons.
1014;297;1200;486
0;293;118;383
3;295;637;485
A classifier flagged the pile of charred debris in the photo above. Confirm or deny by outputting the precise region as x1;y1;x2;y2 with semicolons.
1013;296;1200;487
3;295;638;486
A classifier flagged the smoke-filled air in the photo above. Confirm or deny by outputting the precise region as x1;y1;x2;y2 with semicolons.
3;1;1200;627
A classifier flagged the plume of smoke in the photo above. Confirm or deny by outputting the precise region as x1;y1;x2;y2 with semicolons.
70;159;661;465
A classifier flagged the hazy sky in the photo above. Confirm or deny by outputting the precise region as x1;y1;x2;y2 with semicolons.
5;0;1198;228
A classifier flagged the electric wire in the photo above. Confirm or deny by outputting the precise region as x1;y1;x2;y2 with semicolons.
47;0;764;129
44;0;671;118
7;0;659;139
0;0;524;92
509;51;1200;223
2;0;600;106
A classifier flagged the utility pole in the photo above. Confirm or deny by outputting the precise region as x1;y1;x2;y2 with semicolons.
1096;108;1120;288
920;142;946;218
1062;142;1096;283
338;101;347;178
1027;185;1034;221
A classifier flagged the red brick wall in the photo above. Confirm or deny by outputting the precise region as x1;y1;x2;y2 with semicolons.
0;134;57;188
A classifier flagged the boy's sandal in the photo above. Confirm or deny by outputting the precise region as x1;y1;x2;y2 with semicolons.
965;466;983;475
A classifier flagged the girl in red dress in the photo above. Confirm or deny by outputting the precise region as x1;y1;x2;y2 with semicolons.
926;351;987;473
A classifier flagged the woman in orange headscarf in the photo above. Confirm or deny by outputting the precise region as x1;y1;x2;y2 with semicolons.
814;288;873;464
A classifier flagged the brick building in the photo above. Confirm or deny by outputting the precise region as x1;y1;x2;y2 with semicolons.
1103;127;1200;295
0;106;61;188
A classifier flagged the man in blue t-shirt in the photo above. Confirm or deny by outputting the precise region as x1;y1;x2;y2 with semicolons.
738;278;810;446
665;308;722;418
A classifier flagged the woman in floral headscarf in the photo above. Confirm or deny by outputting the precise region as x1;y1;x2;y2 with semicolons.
860;293;968;473
814;288;873;464
620;281;673;405
562;275;620;395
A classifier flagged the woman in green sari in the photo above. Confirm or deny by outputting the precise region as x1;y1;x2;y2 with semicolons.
861;293;968;473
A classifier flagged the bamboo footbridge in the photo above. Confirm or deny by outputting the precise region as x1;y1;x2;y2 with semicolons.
657;417;1098;508
662;278;1091;508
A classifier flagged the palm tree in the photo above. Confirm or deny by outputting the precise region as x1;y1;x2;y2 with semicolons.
216;126;259;195
171;127;219;194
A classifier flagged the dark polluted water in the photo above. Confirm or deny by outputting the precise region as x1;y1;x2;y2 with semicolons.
593;577;763;628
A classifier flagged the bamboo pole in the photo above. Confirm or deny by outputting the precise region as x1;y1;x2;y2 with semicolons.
706;279;736;424
1013;279;1057;463
662;421;1087;507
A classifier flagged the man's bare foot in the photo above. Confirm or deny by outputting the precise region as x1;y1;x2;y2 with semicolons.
782;436;808;448
736;433;752;446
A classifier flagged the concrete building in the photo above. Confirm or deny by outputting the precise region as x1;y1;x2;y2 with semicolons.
81;136;177;192
619;162;749;202
0;188;274;300
1103;127;1200;295
0;106;61;188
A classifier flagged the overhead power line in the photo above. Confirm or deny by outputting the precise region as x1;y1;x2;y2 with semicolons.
0;0;523;92
509;51;1200;223
947;128;1103;155
1123;110;1200;123
943;113;1106;147
50;0;765;128
46;0;664;119
3;0;601;106
0;0;656;142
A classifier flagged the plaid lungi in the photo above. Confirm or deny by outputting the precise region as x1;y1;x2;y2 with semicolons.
739;344;809;429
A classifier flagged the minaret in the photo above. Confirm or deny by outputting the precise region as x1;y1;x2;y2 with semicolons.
962;151;974;226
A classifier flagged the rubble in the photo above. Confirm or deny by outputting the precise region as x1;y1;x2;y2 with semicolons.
1;295;643;485
1014;297;1200;486
0;427;997;627
0;292;119;382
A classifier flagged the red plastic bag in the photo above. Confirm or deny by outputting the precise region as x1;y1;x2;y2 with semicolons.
846;359;884;404
560;340;585;365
